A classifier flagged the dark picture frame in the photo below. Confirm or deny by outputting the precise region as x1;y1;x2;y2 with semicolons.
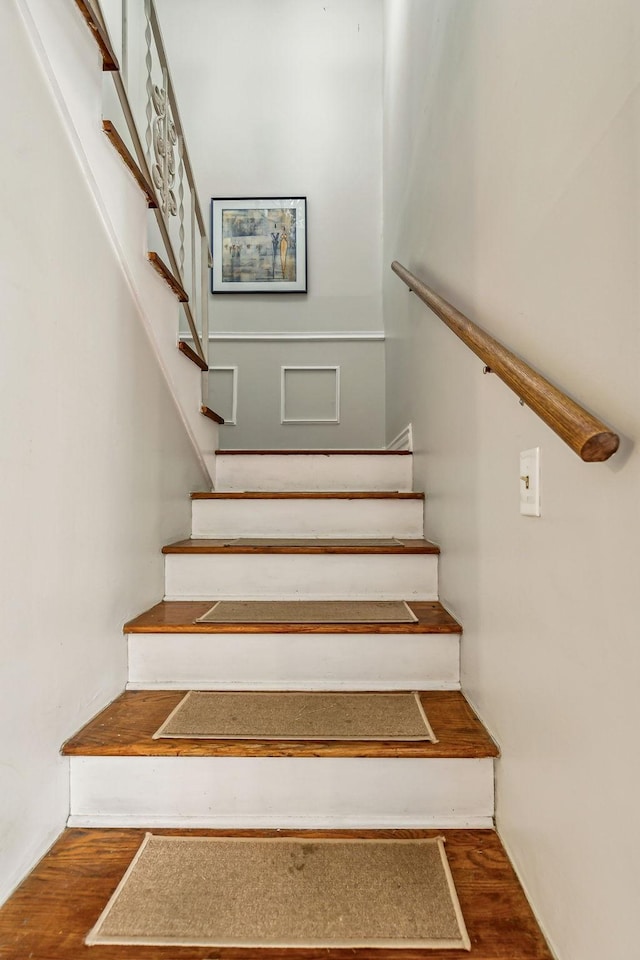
210;197;307;293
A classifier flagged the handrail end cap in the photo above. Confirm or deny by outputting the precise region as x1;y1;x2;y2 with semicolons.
580;431;620;462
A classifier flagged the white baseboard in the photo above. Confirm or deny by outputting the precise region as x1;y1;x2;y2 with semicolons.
387;423;413;451
180;331;386;343
68;814;494;829
126;681;462;691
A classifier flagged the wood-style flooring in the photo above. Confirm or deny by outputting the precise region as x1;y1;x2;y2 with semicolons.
0;827;553;960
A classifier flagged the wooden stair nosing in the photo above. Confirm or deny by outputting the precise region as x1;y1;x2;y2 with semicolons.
147;252;189;302
161;538;439;555
0;826;554;960
215;449;413;456
73;0;119;71
201;405;225;425
123;600;462;635
102;121;157;207
178;340;208;371
191;491;425;500
61;689;498;759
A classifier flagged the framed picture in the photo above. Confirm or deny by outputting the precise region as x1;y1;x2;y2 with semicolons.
210;197;307;293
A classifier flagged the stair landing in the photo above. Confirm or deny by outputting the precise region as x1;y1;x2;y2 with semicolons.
0;827;553;959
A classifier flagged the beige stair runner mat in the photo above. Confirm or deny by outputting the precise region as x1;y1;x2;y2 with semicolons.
152;690;436;741
86;834;471;949
220;538;404;546
196;599;419;623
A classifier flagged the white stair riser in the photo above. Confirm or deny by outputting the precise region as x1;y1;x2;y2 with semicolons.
126;632;460;690
215;455;412;492
164;553;438;601
68;757;494;829
192;498;424;539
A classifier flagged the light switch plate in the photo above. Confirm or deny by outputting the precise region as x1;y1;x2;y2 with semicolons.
520;447;541;517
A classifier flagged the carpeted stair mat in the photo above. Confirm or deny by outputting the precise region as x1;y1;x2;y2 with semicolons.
195;599;418;623
219;537;404;546
86;834;471;949
152;690;437;741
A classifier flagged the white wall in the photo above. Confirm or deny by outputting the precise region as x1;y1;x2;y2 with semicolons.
0;0;208;903
156;0;386;448
383;2;640;959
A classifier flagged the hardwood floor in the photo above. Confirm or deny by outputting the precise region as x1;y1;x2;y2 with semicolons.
123;600;462;635
61;690;498;759
0;827;553;960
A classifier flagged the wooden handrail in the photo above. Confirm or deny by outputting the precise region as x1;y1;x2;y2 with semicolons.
392;261;619;462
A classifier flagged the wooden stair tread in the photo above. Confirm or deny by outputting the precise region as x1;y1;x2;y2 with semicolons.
216;449;412;455
191;490;425;500
102;121;157;207
73;0;119;71
148;252;189;302
201;405;225;424
178;340;208;371
61;690;497;759
124;600;461;635
0;827;552;960
161;538;439;555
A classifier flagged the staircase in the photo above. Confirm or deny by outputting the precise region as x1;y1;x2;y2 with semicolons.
0;450;552;958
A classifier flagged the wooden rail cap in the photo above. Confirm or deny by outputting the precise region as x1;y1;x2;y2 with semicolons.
391;261;619;462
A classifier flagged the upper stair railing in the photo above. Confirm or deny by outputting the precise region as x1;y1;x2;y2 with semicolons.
392;262;619;462
75;0;210;388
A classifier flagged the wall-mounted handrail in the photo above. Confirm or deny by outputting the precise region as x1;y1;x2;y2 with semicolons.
392;261;619;462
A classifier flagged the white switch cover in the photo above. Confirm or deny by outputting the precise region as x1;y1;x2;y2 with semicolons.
520;447;541;517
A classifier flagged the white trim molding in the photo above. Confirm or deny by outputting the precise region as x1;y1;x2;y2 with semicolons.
180;331;385;342
387;423;414;451
209;366;238;425
281;366;341;425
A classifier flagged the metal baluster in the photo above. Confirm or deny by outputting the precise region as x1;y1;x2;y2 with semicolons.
201;235;210;407
144;0;153;166
178;136;185;278
121;0;128;88
161;68;169;221
191;192;197;335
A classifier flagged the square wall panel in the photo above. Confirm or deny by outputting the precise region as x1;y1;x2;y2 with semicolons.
281;366;340;423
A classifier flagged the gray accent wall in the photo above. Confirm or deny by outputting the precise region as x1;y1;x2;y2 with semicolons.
187;337;385;449
157;0;385;448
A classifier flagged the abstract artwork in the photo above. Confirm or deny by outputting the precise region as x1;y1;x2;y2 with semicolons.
211;197;307;293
